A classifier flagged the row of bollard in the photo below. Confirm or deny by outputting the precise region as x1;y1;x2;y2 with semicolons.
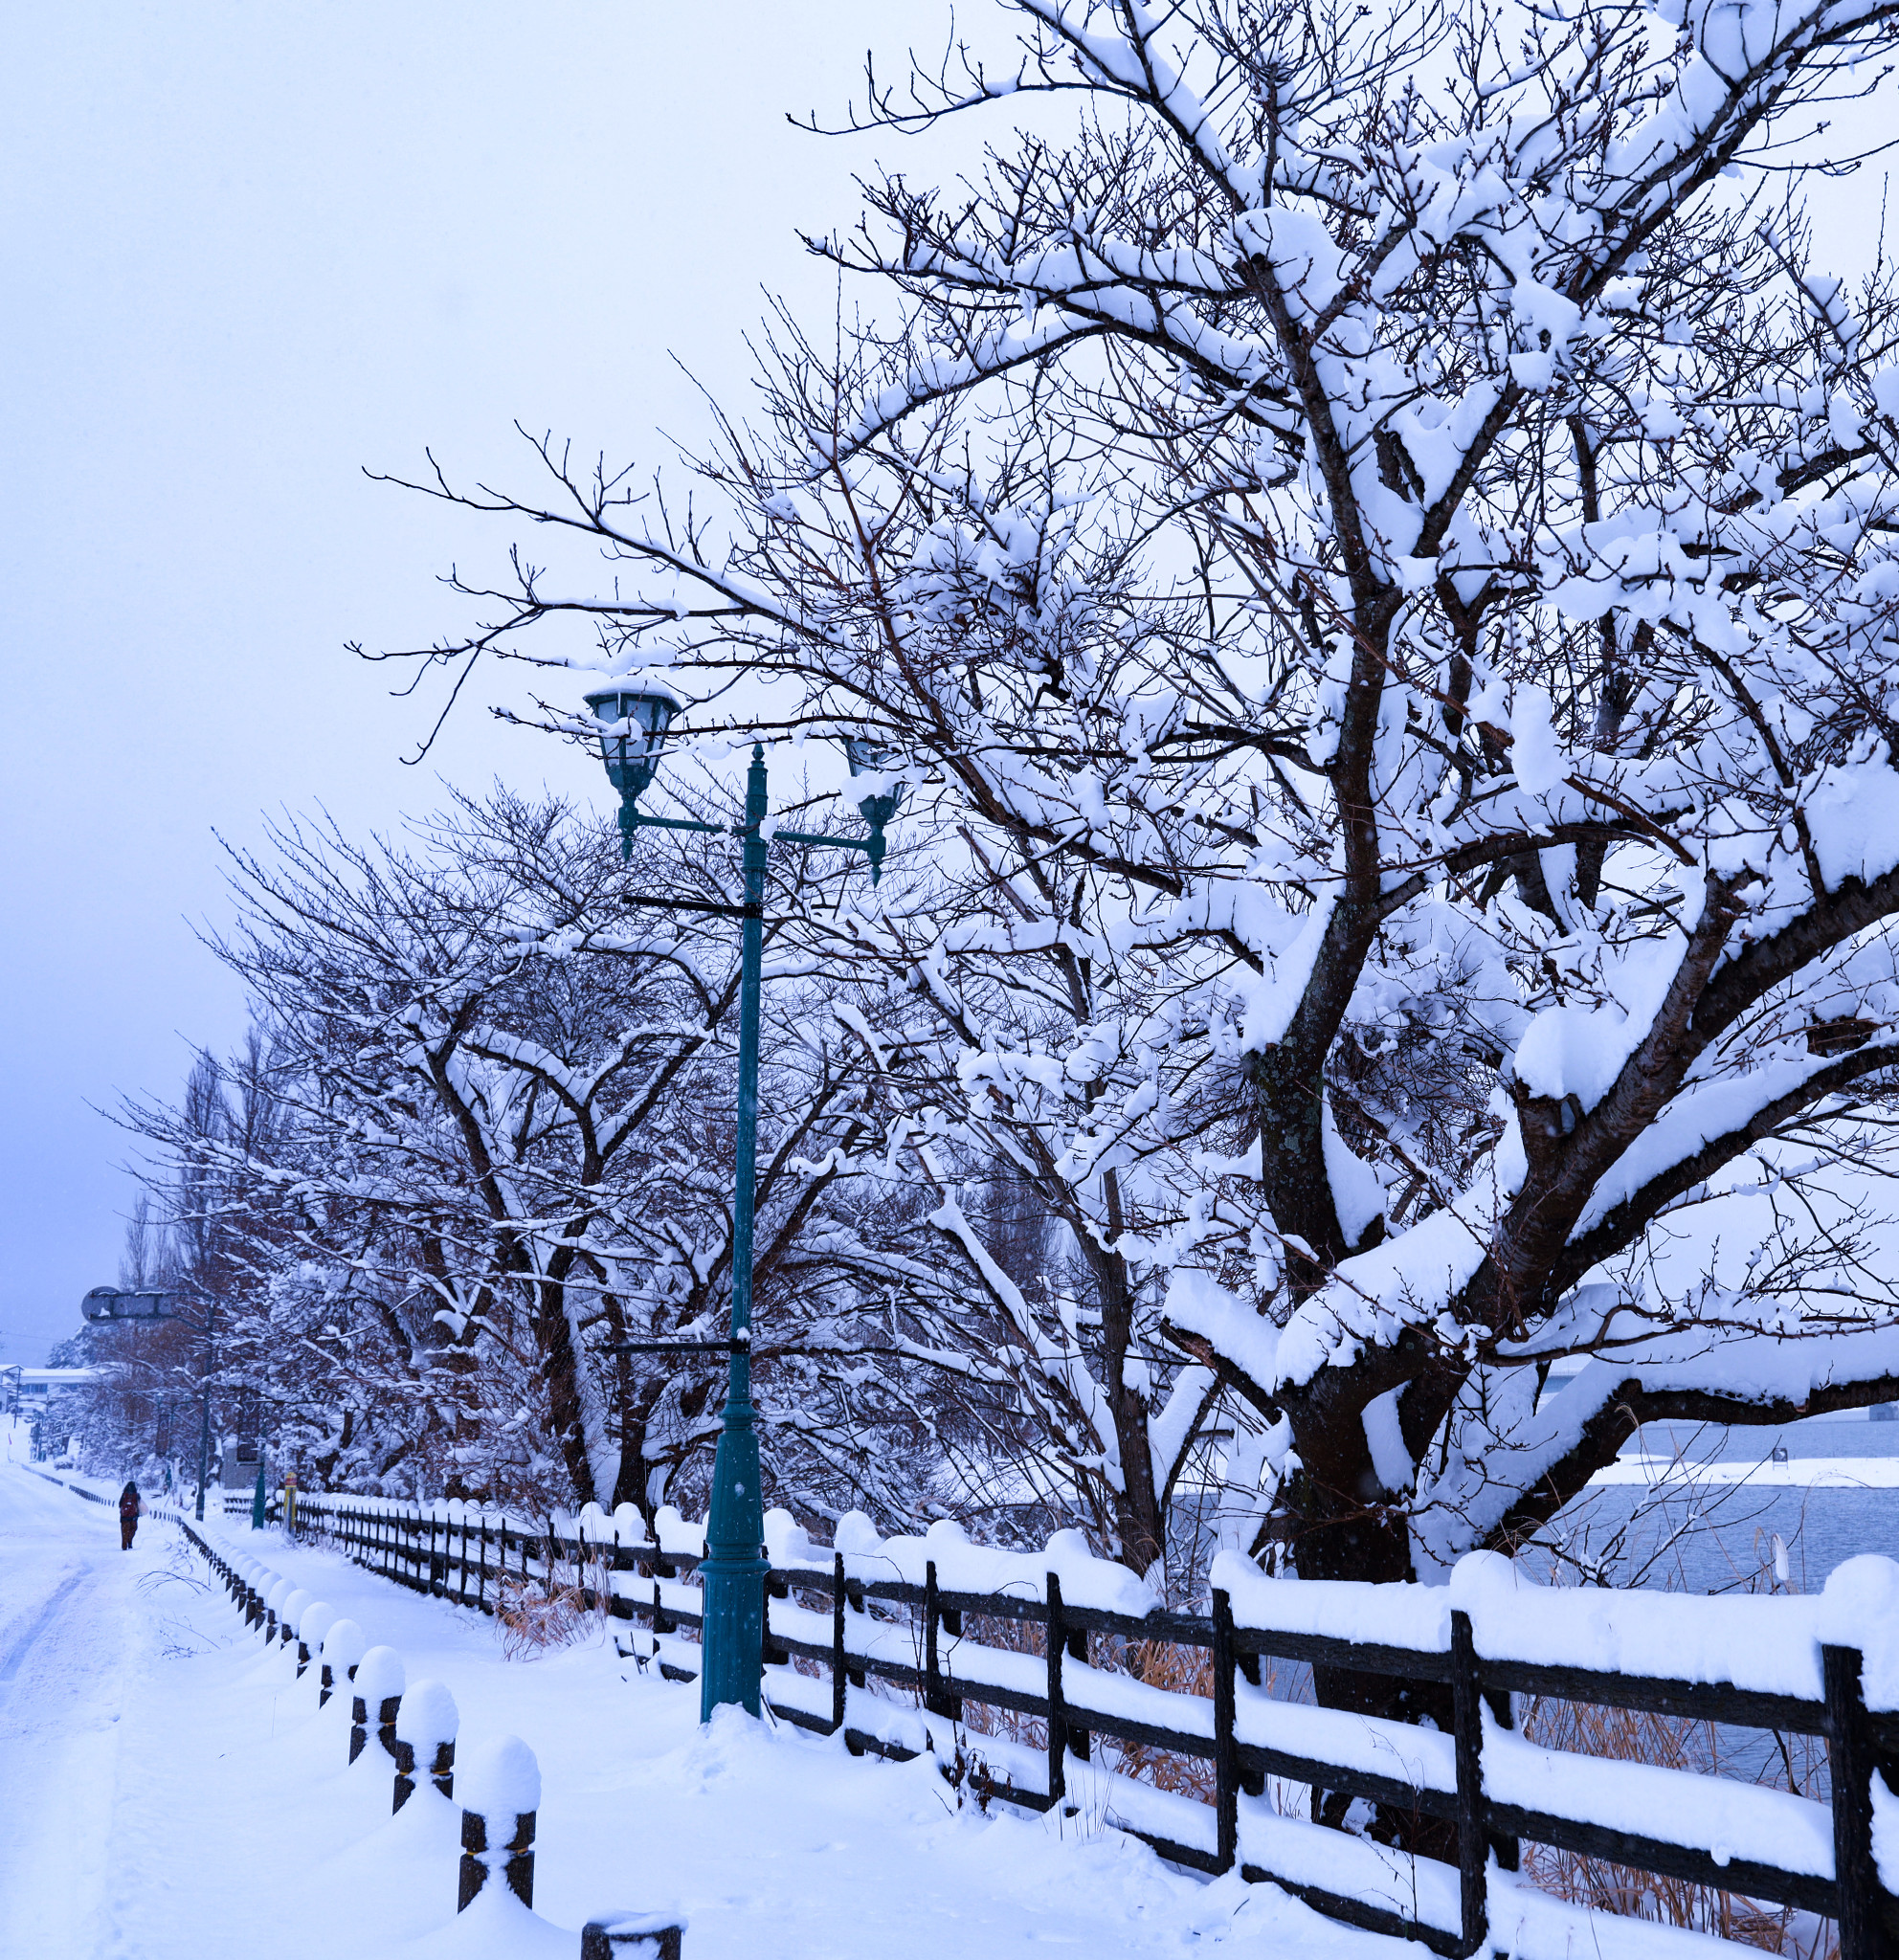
188;1526;684;1956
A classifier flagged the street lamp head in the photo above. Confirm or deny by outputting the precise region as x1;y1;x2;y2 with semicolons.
585;680;682;807
843;735;905;827
843;736;905;883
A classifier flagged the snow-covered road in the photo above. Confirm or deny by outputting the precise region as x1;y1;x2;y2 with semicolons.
0;1459;1395;1960
0;1464;141;1952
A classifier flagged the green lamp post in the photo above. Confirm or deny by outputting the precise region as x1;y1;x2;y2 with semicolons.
583;682;901;1721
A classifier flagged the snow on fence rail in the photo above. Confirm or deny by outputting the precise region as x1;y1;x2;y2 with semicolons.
285;1488;1899;1960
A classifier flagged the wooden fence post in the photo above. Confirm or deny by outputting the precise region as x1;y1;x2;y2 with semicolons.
1047;1572;1069;1809
458;1808;536;1911
844;1572;865;1689
832;1552;848;1735
1065;1618;1089;1763
1825;1643;1888;1960
924;1561;956;1720
842;1566;866;1755
942;1591;965;1726
1485;1684;1519;1872
1451;1609;1489;1959
1213;1588;1240;1874
393;1679;458;1814
350;1647;403;1766
458;1738;538;1912
764;1570;790;1668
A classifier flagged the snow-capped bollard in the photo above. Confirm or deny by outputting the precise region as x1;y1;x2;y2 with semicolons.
393;1679;458;1813
298;1601;336;1681
581;1912;686;1959
457;1735;539;1911
351;1645;405;1765
320;1617;366;1708
280;1588;311;1651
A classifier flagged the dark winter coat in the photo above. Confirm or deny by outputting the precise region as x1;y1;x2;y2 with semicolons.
119;1483;141;1517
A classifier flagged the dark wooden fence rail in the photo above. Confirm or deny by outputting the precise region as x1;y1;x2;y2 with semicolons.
287;1493;1899;1960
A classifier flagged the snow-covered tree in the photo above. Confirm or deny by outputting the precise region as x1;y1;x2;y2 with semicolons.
379;0;1899;1688
124;791;968;1526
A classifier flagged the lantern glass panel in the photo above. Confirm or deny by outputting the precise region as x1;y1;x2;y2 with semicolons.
842;736;904;829
585;684;680;801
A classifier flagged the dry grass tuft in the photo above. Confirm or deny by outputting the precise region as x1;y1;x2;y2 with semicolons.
494;1537;612;1659
1105;1638;1218;1800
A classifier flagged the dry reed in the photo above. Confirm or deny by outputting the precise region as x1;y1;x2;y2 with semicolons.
493;1535;612;1659
1517;1693;1833;1956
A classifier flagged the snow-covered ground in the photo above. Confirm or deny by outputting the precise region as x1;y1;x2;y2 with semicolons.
0;1457;1404;1960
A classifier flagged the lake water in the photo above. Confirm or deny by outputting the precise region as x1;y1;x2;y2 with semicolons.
1533;1414;1899;1594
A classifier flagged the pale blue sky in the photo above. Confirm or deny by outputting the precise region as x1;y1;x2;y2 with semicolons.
0;1;950;1364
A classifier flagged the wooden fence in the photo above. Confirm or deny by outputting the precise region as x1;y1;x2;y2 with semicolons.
287;1492;1899;1960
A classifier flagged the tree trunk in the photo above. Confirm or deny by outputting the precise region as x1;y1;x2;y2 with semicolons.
1291;1414;1458;1857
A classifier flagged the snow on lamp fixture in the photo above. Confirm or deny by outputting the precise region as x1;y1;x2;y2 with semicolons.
584;680;681;806
844;737;905;880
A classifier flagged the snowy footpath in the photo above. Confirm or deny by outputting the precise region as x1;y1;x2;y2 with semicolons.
0;1460;1393;1960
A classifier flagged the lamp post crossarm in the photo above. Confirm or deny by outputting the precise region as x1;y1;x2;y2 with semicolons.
623;807;876;858
622;811;725;836
767;827;880;858
614;893;762;923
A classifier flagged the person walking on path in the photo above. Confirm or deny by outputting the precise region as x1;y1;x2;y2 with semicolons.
119;1481;142;1550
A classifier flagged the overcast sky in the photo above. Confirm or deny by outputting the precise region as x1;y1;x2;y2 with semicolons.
0;1;959;1366
0;4;1885;1370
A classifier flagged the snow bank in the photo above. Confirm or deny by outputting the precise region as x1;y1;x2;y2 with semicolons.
776;1513;1159;1616
1211;1550;1452;1653
583;1908;690;1944
1449;1549;1827;1698
1820;1556;1899;1708
411;1880;569;1957
1209;1546;1899;1705
1485;1713;1832;1875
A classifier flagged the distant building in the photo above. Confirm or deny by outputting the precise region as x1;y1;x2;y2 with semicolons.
0;1366;100;1416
